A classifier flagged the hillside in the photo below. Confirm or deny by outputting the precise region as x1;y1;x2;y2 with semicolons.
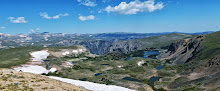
0;46;43;68
0;32;213;91
0;69;87;91
0;44;155;90
156;31;220;90
0;46;85;68
56;33;194;55
136;33;194;49
107;33;194;54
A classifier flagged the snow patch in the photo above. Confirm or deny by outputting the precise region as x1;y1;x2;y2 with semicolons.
62;51;70;56
49;76;134;91
63;62;73;68
14;65;49;74
118;65;123;68
49;68;57;73
79;49;83;52
137;60;145;66
31;50;49;61
72;50;79;53
14;65;57;74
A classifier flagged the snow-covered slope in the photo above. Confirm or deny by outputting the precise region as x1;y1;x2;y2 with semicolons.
14;65;56;74
13;49;134;91
31;50;49;61
14;50;56;74
49;76;134;91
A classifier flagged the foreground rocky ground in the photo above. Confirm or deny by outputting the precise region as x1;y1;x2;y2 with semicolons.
0;69;87;91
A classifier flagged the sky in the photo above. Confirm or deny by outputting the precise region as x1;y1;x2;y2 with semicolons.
0;0;220;34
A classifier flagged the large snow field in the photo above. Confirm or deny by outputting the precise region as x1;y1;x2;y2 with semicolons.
31;50;50;61
14;65;57;74
49;76;135;91
14;49;134;91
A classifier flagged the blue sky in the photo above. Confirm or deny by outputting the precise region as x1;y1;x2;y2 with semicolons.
0;0;220;34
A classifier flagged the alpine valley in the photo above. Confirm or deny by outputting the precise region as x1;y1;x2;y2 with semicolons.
1;31;220;91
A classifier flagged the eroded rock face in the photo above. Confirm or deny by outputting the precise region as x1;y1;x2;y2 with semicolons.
159;34;220;90
109;40;142;54
159;36;204;65
54;40;142;55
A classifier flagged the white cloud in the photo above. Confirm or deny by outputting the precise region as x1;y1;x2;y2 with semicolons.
102;0;107;3
98;10;102;13
77;0;97;7
30;29;35;33
104;0;164;15
30;28;40;33
40;12;69;19
36;28;40;31
0;26;6;29
8;17;28;23
102;0;111;3
79;15;95;21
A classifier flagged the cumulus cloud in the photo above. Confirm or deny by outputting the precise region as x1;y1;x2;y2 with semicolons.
102;0;111;3
78;15;95;21
30;28;40;33
36;28;40;31
77;0;97;7
102;0;107;3
104;0;164;15
0;26;6;29
40;12;69;19
8;17;28;23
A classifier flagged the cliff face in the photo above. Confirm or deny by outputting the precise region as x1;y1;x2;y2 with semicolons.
109;40;142;54
159;35;204;65
54;33;194;55
54;40;143;55
54;40;113;55
159;32;220;90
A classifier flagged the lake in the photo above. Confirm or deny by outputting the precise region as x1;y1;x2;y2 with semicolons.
126;57;133;60
79;78;87;81
101;64;109;65
143;51;160;58
126;51;160;60
43;60;50;62
155;65;163;70
149;76;160;86
72;62;77;64
122;77;143;82
95;73;103;76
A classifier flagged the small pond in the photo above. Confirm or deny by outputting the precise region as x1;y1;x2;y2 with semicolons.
126;57;133;60
72;62;77;64
126;51;160;60
79;78;87;81
43;60;50;62
155;65;163;70
149;76;160;86
101;64;109;65
95;73;103;76
143;51;160;58
122;77;143;82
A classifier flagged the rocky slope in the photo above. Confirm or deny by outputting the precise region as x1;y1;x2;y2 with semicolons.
55;33;193;55
0;69;87;91
159;35;204;65
158;31;220;90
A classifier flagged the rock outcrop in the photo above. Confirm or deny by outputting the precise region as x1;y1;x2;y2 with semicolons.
54;40;143;55
159;32;220;90
159;36;204;65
